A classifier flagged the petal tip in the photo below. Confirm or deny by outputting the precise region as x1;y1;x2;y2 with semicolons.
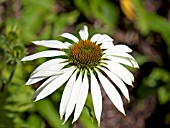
71;120;75;124
128;99;130;103
61;122;65;125
25;81;31;85
32;40;37;43
61;33;79;42
79;25;89;40
134;62;139;68
34;96;43;102
21;58;26;61
122;109;126;116
60;114;63;120
132;84;134;88
25;82;31;85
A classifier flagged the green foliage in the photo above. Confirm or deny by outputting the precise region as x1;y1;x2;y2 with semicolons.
27;114;45;128
80;94;98;128
138;68;170;105
35;99;70;128
90;0;119;26
133;0;170;106
74;0;119;33
133;0;170;46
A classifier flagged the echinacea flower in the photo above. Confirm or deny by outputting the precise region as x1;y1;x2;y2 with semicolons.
22;25;138;126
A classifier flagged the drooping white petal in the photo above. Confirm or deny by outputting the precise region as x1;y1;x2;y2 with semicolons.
32;40;69;49
100;41;114;49
27;59;66;84
90;34;101;42
104;53;139;68
21;50;66;61
35;67;75;101
59;70;78;119
103;45;132;54
64;71;83;122
32;76;58;99
101;62;132;85
102;55;136;68
96;34;113;45
61;33;79;43
79;26;88;40
32;62;67;73
73;70;89;123
30;63;67;79
98;67;129;101
26;77;45;85
30;71;59;79
96;70;125;115
90;69;102;125
30;58;67;76
102;60;134;82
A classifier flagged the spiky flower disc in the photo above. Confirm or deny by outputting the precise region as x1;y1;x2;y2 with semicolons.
69;40;102;69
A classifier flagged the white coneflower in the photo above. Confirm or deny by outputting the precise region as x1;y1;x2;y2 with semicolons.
22;25;138;126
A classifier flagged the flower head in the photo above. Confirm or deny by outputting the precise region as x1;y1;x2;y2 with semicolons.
22;26;138;125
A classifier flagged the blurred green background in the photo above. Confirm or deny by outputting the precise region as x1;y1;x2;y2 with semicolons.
0;0;170;128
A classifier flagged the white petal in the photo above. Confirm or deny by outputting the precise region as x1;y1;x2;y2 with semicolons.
26;77;45;85
103;60;134;82
104;53;139;68
102;62;132;85
30;58;67;76
100;41;114;49
73;70;89;123
61;33;79;43
64;71;83;122
96;34;113;45
32;76;58;99
89;70;102;125
96;70;125;115
90;34;101;42
21;50;66;61
79;26;88;40
26;61;67;84
99;67;129;101
30;63;67;79
59;70;78;119
32;40;68;49
102;55;136;68
103;45;132;54
64;42;72;47
35;67;75;101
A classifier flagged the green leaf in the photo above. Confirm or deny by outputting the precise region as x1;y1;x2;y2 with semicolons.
158;87;170;105
27;114;45;128
53;10;80;36
74;0;119;27
80;94;98;128
133;0;170;46
91;0;119;26
17;0;55;43
35;99;69;128
0;114;14;128
147;13;170;45
138;68;170;100
74;0;91;17
133;0;149;34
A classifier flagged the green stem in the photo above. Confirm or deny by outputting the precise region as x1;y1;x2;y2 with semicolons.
3;62;17;91
0;54;6;92
0;53;6;76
